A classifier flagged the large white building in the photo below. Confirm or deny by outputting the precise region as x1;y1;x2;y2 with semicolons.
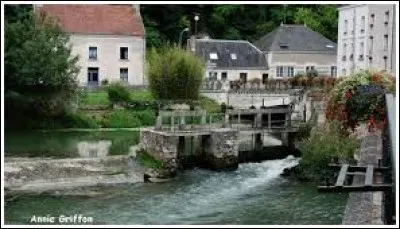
337;4;396;76
36;4;146;87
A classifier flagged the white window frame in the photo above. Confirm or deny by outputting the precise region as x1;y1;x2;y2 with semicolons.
89;46;97;60
276;66;284;77
210;53;218;60
120;68;128;82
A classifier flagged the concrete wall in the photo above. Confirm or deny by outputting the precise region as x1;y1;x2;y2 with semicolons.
337;4;396;76
268;52;337;78
69;34;145;86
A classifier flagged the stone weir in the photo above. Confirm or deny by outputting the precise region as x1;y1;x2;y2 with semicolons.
139;127;239;171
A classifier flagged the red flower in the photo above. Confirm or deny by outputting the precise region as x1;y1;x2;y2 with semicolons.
344;90;353;99
372;74;381;83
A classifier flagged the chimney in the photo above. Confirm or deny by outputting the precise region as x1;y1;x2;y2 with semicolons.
188;35;196;52
33;4;43;12
132;4;140;15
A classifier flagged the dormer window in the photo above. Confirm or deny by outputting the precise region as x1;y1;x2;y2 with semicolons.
279;42;289;48
210;53;218;60
230;53;237;60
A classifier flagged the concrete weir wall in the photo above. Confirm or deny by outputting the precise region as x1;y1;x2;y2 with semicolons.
139;128;240;171
201;129;239;170
139;129;179;170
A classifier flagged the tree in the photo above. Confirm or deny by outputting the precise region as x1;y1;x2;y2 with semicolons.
5;11;80;128
147;46;204;101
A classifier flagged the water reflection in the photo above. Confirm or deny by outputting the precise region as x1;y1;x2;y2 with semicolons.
76;140;112;158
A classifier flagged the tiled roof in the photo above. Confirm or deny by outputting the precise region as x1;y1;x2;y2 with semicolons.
39;4;144;36
254;24;337;53
194;39;268;69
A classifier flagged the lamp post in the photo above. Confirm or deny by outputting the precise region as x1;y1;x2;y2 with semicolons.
194;15;199;36
178;27;189;48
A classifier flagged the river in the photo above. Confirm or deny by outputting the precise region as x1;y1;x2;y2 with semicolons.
5;156;348;225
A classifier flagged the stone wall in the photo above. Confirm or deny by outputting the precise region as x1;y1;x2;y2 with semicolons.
202;128;239;170
342;126;384;225
139;129;179;170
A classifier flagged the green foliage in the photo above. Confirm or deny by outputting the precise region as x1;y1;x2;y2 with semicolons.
141;4;339;49
136;149;165;169
297;121;359;182
102;110;142;128
61;113;100;128
147;46;204;100
80;91;110;106
107;82;132;104
326;70;395;132
306;69;319;78
5;11;80;129
131;110;156;126
198;96;221;113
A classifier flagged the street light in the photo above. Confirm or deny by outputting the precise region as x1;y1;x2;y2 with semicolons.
194;15;199;36
178;27;189;48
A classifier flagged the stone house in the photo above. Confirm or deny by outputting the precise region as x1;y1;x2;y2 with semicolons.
337;4;396;76
35;4;146;87
254;24;338;79
187;36;268;89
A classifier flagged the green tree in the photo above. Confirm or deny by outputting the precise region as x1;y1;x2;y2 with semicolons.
147;46;204;101
5;11;80;128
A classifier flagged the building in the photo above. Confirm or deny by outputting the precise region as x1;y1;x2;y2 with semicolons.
254;24;338;79
36;4;146;87
337;4;396;76
187;36;268;84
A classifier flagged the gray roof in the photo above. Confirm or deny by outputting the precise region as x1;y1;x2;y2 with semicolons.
194;39;268;70
254;24;337;54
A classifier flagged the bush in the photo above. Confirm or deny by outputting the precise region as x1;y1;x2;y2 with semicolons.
61;113;100;128
147;46;204;100
306;69;318;78
325;69;395;132
136;149;164;169
107;82;131;105
101;79;109;86
133;110;156;126
102;110;142;128
297;121;359;182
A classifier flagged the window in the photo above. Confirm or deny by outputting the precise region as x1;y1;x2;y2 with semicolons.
208;71;217;80
210;53;218;60
343;43;347;55
287;66;294;77
383;56;388;70
384;11;389;25
120;68;128;82
230;53;237;60
330;66;337;77
359;42;364;60
344;20;348;35
89;47;97;60
240;73;247;83
370;13;375;27
342;68;346;76
276;66;284;77
262;74;268;84
87;67;99;86
221;72;227;81
368;56;373;66
306;66;315;72
384;34;388;51
361;16;365;33
120;47;128;60
369;36;373;54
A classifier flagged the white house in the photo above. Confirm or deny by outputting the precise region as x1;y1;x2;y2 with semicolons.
337;4;396;76
36;4;146;87
187;36;268;84
254;24;338;79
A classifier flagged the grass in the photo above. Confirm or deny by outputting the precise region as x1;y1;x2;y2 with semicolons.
135;149;164;169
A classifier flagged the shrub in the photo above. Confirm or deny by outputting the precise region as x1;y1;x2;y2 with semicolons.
325;70;395;132
133;110;156;126
61;112;100;128
101;79;109;86
136;149;165;169
306;69;318;78
102;110;142;128
147;46;204;100
107;82;131;105
297;120;359;182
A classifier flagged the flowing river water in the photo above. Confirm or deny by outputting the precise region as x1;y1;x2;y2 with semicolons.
5;131;348;225
5;157;348;225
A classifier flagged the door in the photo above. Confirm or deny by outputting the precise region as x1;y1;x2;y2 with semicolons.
87;67;99;86
262;74;269;84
